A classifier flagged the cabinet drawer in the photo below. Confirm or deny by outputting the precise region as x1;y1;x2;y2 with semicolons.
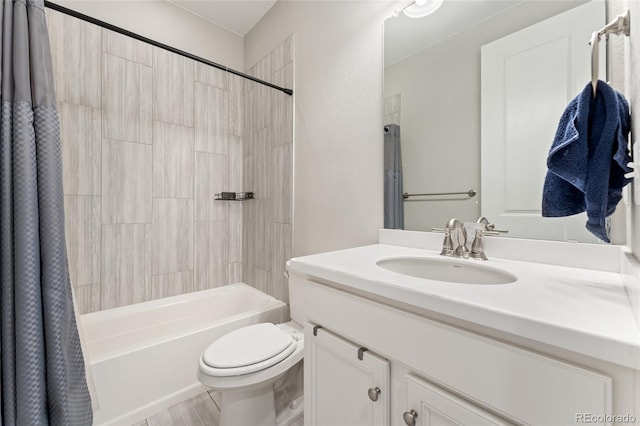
303;280;613;425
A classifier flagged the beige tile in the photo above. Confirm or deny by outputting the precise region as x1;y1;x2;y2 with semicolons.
252;199;272;271
271;62;294;147
270;223;292;303
384;94;401;126
195;82;228;154
242;218;256;271
195;62;227;89
228;202;242;263
254;128;272;199
151;271;193;300
242;90;255;156
102;139;152;224
253;84;272;132
271;143;293;224
228;262;242;284
242;155;255;202
64;196;100;288
384;93;401;115
228;135;243;192
46;10;101;108
385;112;401;126
251;54;273;132
102;28;152;66
154;48;195;127
195;152;228;222
271;35;294;73
101;223;152;309
229;74;244;137
245;63;258;90
153;199;194;275
73;284;101;315
252;56;272;82
102;54;152;144
59;103;101;196
194;221;228;291
254;267;271;297
153;121;194;198
147;392;220;426
242;263;255;290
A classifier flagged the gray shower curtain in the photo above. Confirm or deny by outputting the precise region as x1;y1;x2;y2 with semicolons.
0;1;92;424
384;124;404;229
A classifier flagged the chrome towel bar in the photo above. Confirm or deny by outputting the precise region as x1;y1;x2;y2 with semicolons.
590;9;630;97
403;189;476;200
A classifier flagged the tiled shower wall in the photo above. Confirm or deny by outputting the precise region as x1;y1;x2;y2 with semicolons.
46;11;294;313
243;37;294;303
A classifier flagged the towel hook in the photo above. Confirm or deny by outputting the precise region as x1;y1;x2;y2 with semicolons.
589;9;631;98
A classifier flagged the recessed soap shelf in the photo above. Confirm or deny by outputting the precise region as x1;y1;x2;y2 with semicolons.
214;192;255;201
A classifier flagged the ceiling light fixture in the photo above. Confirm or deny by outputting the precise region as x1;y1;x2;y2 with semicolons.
395;0;444;18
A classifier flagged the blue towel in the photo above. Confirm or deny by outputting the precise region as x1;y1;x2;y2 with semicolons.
542;81;632;243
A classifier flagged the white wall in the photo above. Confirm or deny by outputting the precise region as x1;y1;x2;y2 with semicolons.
245;1;394;257
53;0;244;70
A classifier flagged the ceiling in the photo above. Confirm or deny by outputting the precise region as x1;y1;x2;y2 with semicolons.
169;0;277;36
384;0;587;67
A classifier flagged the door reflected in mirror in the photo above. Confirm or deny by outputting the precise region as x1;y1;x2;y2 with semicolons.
383;0;622;243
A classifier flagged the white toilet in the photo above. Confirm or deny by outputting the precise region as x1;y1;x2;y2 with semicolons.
197;321;304;426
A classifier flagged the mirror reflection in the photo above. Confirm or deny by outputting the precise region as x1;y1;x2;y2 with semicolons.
383;0;622;243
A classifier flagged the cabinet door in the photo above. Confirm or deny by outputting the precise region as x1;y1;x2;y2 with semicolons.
304;322;390;426
404;374;512;426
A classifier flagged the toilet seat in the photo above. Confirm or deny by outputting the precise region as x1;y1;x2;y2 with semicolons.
201;323;298;377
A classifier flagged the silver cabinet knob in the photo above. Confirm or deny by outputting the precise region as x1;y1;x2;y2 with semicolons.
403;409;418;426
367;387;381;401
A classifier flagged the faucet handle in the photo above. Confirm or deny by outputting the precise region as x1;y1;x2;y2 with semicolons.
476;216;508;234
439;228;454;256
470;229;488;260
453;226;469;258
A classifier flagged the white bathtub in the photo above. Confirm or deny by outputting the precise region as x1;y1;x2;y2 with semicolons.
81;283;288;425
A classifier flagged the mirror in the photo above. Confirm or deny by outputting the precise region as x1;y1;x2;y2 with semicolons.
383;0;622;243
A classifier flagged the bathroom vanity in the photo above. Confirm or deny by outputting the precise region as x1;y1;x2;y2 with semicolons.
287;231;640;426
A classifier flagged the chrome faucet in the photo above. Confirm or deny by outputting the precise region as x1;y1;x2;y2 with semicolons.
440;218;469;258
477;216;491;229
469;228;488;260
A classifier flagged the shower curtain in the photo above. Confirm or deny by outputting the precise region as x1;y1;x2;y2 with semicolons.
384;124;404;229
0;1;93;424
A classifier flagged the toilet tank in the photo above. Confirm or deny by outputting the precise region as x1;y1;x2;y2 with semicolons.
287;272;310;325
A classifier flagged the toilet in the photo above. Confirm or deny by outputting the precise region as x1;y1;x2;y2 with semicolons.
197;321;304;426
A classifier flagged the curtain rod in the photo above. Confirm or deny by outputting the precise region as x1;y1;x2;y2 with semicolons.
43;1;294;96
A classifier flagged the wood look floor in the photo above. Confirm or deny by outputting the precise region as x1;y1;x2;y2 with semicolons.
133;391;304;426
132;391;304;426
135;391;221;426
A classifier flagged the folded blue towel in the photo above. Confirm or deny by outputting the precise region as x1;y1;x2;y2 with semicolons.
542;81;632;243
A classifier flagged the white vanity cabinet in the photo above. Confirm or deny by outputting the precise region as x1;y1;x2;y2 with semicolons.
304;323;390;426
291;275;629;426
405;374;511;426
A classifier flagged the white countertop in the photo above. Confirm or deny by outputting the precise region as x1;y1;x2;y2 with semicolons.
288;244;640;370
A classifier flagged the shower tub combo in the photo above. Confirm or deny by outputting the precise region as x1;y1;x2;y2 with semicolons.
81;283;288;425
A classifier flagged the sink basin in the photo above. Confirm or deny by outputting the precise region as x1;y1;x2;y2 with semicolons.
376;257;517;285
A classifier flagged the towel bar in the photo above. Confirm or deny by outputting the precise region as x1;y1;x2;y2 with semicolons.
590;9;630;97
403;189;476;200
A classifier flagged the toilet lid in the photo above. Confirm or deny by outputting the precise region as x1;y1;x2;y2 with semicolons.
202;323;293;369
